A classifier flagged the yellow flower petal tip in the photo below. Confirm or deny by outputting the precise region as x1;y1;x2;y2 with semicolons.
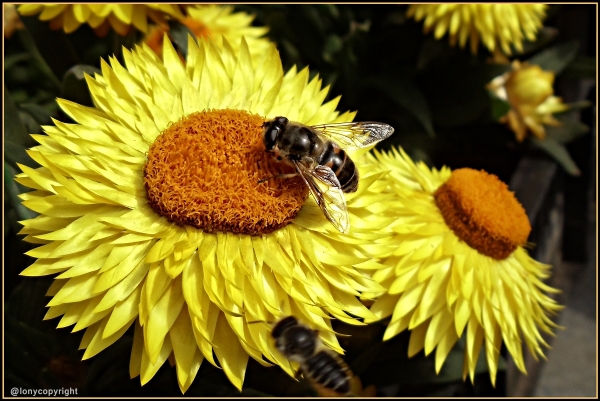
143;4;271;66
16;34;394;393
408;4;548;55
18;4;184;36
367;147;563;385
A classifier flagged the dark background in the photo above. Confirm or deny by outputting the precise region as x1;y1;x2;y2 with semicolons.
4;4;596;397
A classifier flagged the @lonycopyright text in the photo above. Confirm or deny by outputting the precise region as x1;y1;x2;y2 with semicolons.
10;388;78;397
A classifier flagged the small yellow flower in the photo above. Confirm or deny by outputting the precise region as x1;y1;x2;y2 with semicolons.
407;4;548;55
365;147;562;386
15;36;392;393
4;4;24;38
18;4;184;36
144;4;270;66
487;60;570;141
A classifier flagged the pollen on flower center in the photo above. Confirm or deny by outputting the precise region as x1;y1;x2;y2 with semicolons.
144;109;308;235
433;168;531;260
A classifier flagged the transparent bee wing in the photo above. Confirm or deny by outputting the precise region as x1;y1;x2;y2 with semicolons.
310;122;394;150
294;162;350;234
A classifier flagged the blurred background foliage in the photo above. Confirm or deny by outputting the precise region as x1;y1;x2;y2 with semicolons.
4;3;596;397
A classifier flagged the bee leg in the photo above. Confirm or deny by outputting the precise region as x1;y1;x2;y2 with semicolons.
257;173;299;184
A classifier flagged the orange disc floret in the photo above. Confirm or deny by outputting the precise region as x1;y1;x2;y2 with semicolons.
433;168;531;260
144;109;308;235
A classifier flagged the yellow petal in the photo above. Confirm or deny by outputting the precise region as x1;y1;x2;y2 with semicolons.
82;316;135;360
94;261;148;312
213;313;249;391
434;328;459;374
73;296;111;332
47;272;99;306
103;286;142;337
407;321;428;357
145;276;185;364
424;308;454;355
170;305;200;391
44;304;69;320
57;302;87;328
140;333;173;385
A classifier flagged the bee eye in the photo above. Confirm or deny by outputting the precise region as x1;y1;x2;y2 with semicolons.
263;126;279;150
263;118;285;151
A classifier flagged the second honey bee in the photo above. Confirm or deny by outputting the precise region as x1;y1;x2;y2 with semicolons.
272;316;354;396
261;117;394;233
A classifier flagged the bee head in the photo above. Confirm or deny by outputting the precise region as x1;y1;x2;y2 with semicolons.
262;116;288;151
271;316;298;339
272;316;318;360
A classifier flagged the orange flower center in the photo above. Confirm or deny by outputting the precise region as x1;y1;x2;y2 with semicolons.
181;17;209;37
433;168;531;260
144;109;308;235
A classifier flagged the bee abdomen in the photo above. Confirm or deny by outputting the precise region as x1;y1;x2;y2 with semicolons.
337;157;358;193
319;143;359;193
303;351;351;395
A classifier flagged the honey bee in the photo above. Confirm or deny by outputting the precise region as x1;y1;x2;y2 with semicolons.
261;117;394;234
271;316;354;396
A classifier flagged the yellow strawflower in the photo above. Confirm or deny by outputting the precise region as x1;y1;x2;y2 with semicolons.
487;60;570;141
144;4;270;66
15;36;394;393
365;147;563;386
407;4;548;55
18;4;184;36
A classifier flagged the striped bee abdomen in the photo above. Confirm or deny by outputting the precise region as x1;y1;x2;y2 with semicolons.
318;142;359;193
302;350;351;395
